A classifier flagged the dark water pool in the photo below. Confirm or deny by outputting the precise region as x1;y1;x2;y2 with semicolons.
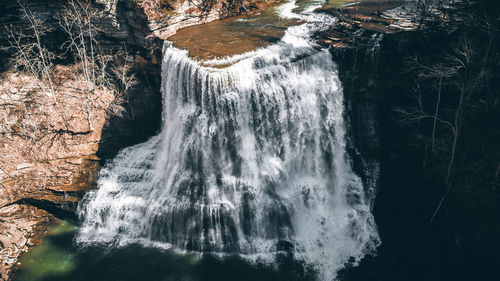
12;221;316;281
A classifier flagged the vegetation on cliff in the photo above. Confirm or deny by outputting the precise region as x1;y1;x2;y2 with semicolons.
395;0;499;238
336;1;500;280
0;1;161;279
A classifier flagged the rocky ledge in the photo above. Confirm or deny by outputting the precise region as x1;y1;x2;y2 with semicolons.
0;66;108;280
316;0;460;49
138;0;283;39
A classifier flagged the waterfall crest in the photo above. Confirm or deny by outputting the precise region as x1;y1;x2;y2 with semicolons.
78;1;379;280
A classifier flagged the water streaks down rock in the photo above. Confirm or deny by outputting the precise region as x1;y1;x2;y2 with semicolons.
78;1;380;280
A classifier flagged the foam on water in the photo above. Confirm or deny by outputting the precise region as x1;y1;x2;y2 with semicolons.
77;1;380;280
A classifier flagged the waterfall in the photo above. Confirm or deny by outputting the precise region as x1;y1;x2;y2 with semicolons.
77;1;379;280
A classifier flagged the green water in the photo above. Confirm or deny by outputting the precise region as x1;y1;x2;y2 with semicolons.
12;221;315;281
13;222;77;281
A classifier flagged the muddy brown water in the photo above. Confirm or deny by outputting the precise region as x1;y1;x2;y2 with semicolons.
168;2;300;62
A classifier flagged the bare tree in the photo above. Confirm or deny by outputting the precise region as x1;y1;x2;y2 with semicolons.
2;0;56;96
397;35;476;223
110;56;138;118
416;0;434;29
57;0;125;128
58;0;107;90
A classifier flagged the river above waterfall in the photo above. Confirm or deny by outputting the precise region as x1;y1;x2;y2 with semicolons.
168;0;405;62
168;2;299;62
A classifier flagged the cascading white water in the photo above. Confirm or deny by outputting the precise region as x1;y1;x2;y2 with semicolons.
77;1;380;280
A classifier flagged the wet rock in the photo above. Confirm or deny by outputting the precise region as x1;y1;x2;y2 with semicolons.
0;204;54;280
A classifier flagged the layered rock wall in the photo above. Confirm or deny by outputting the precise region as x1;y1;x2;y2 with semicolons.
0;1;281;279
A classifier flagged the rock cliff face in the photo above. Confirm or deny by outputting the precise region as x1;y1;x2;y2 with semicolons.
318;1;500;280
0;1;283;279
0;68;106;280
0;0;164;154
